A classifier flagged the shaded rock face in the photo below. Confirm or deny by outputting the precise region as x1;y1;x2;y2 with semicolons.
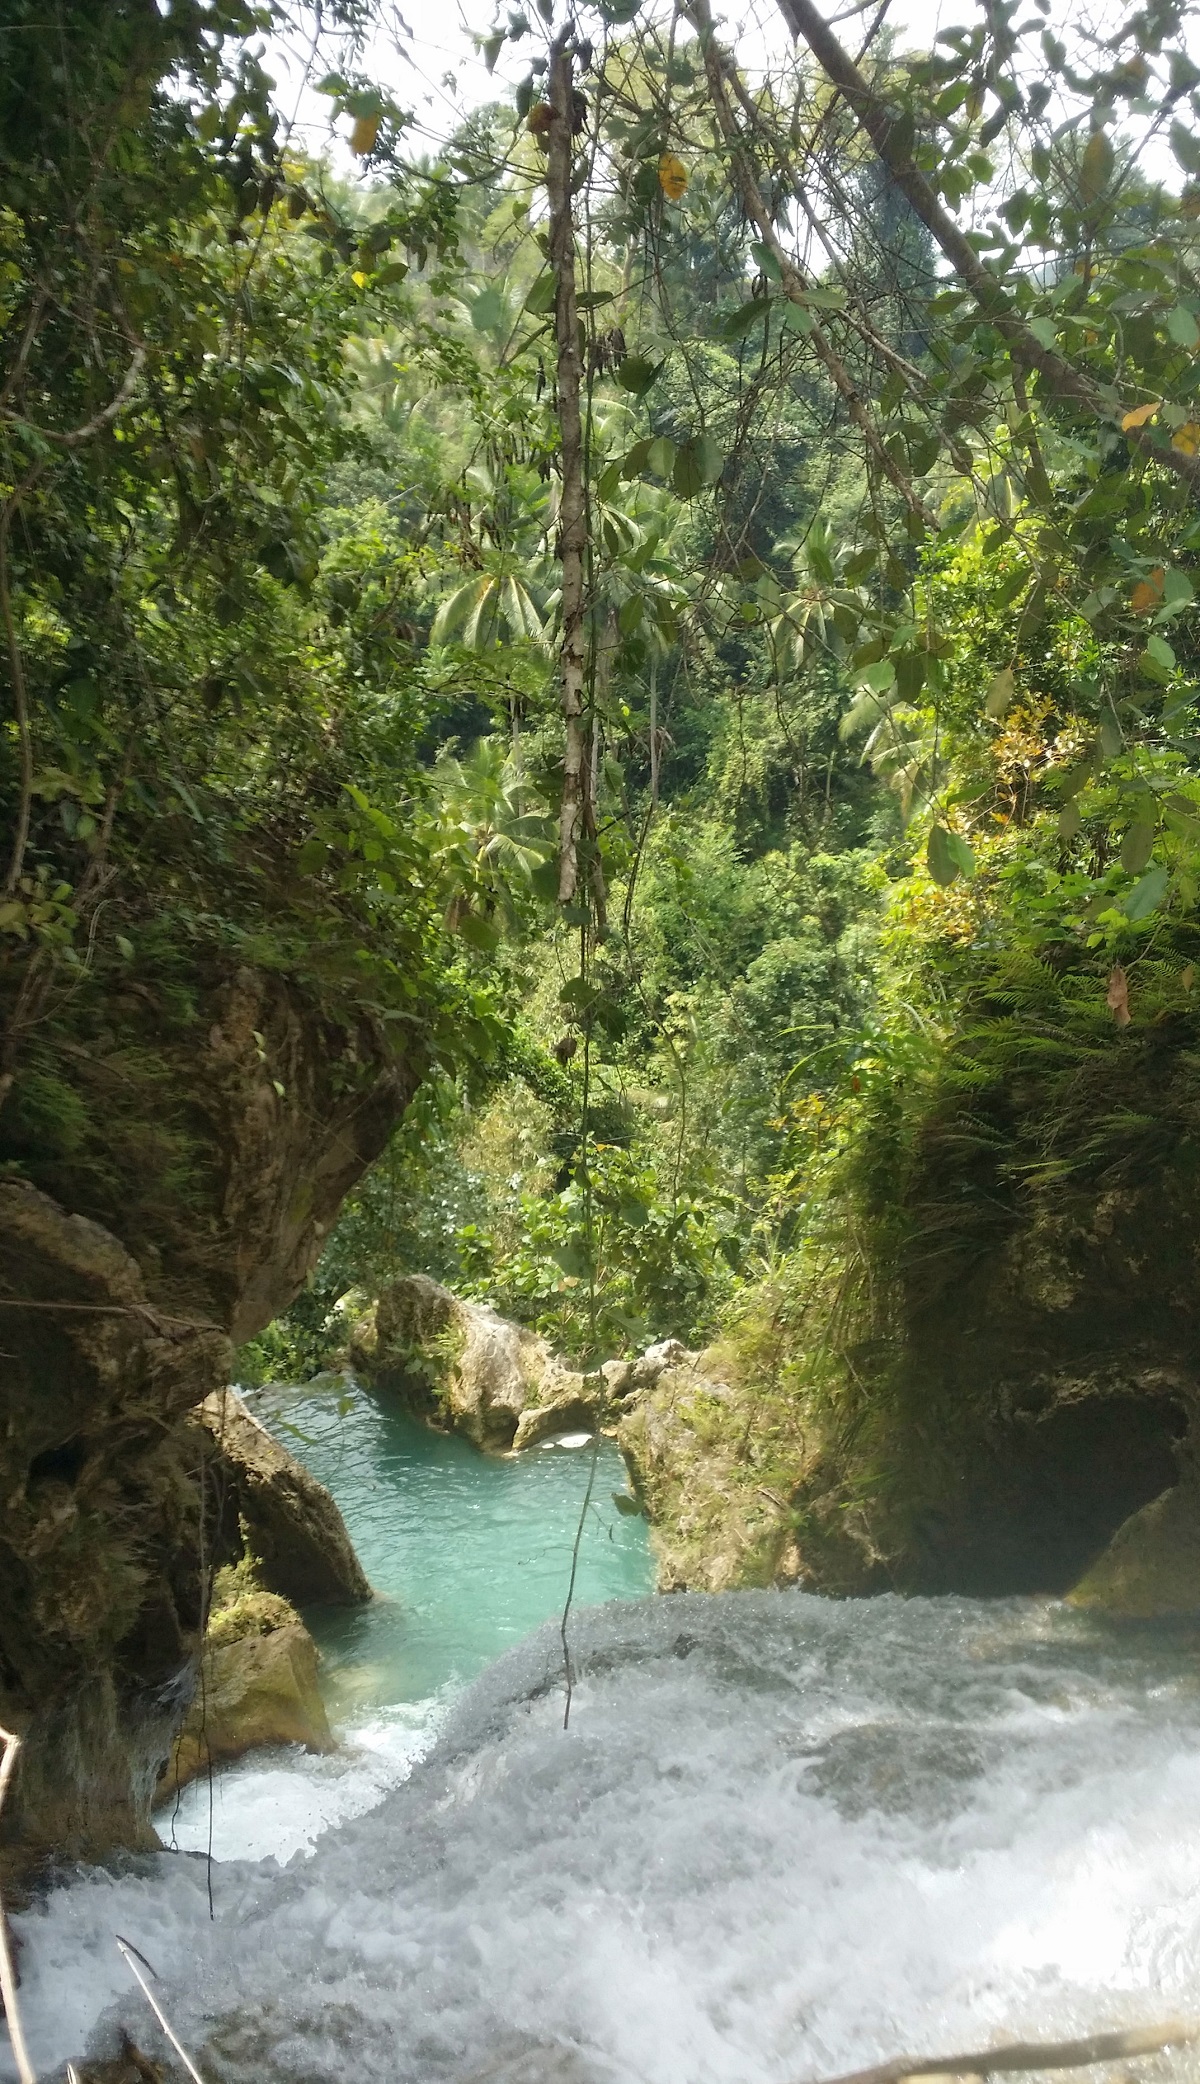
194;1387;371;1607
617;1302;1195;1601
816;1177;1200;1599
0;966;415;1872
155;1621;334;1802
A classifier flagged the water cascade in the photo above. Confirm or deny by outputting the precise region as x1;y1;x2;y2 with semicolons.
8;1388;1200;2084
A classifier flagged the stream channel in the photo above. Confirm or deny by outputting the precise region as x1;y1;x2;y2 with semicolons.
9;1374;1200;2084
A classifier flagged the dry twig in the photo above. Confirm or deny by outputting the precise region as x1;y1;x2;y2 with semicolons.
0;1723;37;2084
115;1938;207;2084
810;2018;1200;2084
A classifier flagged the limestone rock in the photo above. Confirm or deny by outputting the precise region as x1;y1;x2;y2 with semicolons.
356;1272;596;1453
617;1345;804;1594
193;1385;371;1607
512;1394;597;1452
156;1621;334;1800
1069;1481;1200;1617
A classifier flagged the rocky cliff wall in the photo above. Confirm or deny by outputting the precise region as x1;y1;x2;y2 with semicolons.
0;965;415;1875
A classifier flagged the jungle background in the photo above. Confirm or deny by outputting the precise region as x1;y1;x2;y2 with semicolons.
6;0;1200;1551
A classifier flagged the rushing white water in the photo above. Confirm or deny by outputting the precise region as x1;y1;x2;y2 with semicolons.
13;1589;1200;2084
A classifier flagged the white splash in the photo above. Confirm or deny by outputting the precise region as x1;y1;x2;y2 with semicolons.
10;1591;1200;2084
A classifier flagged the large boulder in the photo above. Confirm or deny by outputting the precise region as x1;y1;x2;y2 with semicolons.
1068;1481;1200;1618
156;1621;334;1800
193;1386;371;1607
350;1273;607;1452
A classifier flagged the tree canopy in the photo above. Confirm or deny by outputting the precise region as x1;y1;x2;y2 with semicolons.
5;0;1200;1371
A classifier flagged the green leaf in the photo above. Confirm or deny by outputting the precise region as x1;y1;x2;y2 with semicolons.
524;273;557;315
1124;864;1169;921
749;242;783;282
614;354;663;396
1138;636;1176;683
894;650;926;701
454;908;500;951
799;283;845;312
647;435;676;478
672;433;722;497
471;288;504;330
620;437;653;479
718;297;771;342
1171;119;1200;176
779;301;815;334
927;823;960;886
985;666;1015;716
1029;316;1057;350
947;831;975;877
1120;820;1155;874
1167;305;1200;350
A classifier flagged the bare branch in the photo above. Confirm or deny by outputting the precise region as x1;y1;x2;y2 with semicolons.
2;345;146;450
809;2017;1200;2084
116;1937;207;2084
686;0;939;531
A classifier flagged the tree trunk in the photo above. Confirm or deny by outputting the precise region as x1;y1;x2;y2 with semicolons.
546;35;590;904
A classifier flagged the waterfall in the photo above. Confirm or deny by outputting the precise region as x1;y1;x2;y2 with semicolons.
10;1589;1200;2084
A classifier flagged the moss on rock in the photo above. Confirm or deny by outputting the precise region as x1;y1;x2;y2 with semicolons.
1069;1482;1200;1618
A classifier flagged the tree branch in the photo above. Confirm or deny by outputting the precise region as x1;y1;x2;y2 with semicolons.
771;0;1200;493
686;0;939;532
0;499;36;899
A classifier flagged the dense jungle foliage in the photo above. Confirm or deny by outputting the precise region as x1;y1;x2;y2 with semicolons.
5;0;1200;1413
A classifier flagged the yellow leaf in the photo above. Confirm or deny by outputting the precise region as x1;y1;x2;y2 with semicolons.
1079;129;1113;205
1121;399;1160;431
658;153;688;201
350;113;380;156
1131;567;1165;615
1172;421;1200;455
352;270;368;287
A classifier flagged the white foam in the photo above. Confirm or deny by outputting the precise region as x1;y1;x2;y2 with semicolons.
10;1592;1200;2084
158;1699;443;1863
